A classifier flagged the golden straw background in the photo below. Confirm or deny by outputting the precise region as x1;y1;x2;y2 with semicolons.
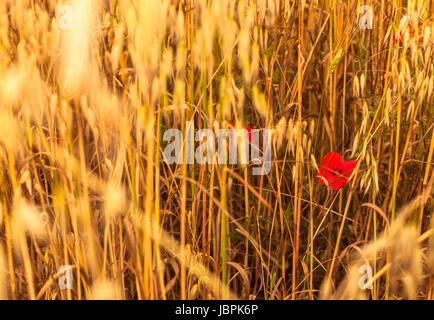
0;0;433;300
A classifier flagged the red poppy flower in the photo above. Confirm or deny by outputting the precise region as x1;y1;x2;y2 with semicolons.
394;33;404;44
231;122;252;143
316;152;358;190
394;26;424;45
245;125;252;143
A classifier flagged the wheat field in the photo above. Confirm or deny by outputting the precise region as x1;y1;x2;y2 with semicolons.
0;0;433;300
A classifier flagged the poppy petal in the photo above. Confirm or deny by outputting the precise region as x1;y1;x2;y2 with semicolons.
329;160;358;190
321;152;342;168
330;177;349;190
317;152;358;190
317;167;337;186
342;160;358;177
246;125;252;143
